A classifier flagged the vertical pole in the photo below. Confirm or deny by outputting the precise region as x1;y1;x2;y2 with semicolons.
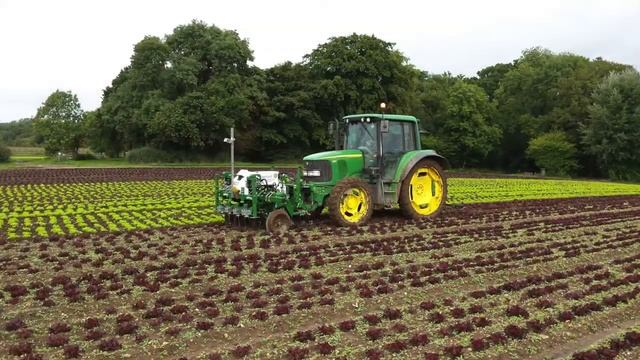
378;103;386;205
250;175;258;218
214;174;219;206
230;127;235;176
334;119;340;150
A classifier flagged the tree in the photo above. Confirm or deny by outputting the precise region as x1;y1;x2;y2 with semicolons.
583;69;640;181
34;90;84;156
256;62;325;159
94;37;172;152
147;73;261;152
165;21;253;85
85;20;639;170
0;118;38;146
493;48;630;173
0;144;10;163
418;74;501;167
527;131;577;176
473;62;514;99
84;110;123;157
304;34;422;121
94;20;257;157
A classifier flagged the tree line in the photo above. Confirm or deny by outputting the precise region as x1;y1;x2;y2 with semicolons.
5;20;640;180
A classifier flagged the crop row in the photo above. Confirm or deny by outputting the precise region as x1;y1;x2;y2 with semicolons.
2;196;638;304
268;238;640;358
570;326;640;360
0;167;568;186
0;180;221;240
276;269;640;360
447;178;640;204
0;167;220;185
2;195;640;358
3;176;640;241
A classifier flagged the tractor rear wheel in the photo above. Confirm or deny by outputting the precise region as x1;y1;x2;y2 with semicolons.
399;159;447;220
266;209;293;234
327;177;373;227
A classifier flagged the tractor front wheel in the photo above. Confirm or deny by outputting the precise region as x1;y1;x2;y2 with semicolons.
399;159;447;220
266;209;293;234
327;177;373;227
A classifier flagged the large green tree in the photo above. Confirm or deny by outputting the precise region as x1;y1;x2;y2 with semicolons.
304;34;421;121
583;69;640;181
419;73;501;167
34;90;85;156
473;62;514;100
84;110;122;157
493;48;629;173
93;20;257;156
527;131;577;176
256;62;325;159
0;118;38;146
147;72;264;154
86;20;640;171
97;36;172;150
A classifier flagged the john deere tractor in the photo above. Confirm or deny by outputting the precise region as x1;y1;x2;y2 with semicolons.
215;112;448;233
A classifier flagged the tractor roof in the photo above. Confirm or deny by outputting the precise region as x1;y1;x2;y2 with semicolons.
343;114;418;123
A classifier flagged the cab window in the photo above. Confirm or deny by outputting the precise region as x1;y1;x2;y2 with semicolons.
403;122;416;151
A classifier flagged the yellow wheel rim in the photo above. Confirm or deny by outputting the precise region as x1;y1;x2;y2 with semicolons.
339;187;368;223
409;167;444;215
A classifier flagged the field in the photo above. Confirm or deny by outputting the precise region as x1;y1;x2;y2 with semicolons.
2;168;640;359
7;147;46;157
0;148;300;170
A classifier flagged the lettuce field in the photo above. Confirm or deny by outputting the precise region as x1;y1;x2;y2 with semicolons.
2;168;640;241
2;167;640;359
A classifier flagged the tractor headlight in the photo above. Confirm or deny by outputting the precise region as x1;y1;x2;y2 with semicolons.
303;170;321;177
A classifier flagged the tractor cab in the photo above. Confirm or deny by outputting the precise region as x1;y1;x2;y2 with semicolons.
215;110;448;234
343;114;419;182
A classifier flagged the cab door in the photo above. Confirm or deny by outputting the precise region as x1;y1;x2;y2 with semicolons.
382;121;417;181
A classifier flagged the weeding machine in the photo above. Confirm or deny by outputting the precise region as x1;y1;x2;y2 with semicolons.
215;112;448;233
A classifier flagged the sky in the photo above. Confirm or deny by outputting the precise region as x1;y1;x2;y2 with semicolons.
0;0;638;122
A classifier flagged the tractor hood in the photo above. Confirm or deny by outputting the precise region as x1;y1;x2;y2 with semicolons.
302;150;364;184
303;149;363;161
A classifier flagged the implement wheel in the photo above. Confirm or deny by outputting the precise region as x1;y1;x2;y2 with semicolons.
327;177;373;227
399;159;447;220
266;209;293;234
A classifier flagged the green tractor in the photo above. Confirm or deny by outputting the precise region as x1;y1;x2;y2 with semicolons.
215;112;448;233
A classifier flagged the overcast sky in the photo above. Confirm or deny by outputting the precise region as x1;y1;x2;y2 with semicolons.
0;0;638;122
